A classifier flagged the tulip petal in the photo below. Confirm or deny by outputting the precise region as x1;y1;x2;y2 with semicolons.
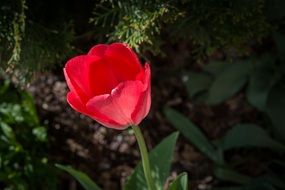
65;55;120;99
105;43;143;81
68;92;123;130
88;58;120;96
88;44;108;57
64;55;101;101
136;63;151;90
86;81;144;128
67;92;89;115
132;64;151;124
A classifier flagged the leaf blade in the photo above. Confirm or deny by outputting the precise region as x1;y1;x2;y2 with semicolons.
164;107;221;163
124;132;179;190
206;61;251;105
168;172;188;190
55;164;101;190
219;124;285;152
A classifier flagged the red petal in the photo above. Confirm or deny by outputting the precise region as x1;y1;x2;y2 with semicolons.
68;92;122;129
105;43;143;82
88;44;108;57
88;58;120;96
86;81;144;128
67;92;89;115
64;55;101;100
132;64;151;124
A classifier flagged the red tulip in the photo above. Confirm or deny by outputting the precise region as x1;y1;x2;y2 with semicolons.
64;43;151;129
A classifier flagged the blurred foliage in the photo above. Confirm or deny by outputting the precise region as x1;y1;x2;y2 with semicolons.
90;0;181;54
165;29;285;189
91;0;275;55
1;0;284;83
174;0;271;54
56;132;186;190
0;80;57;190
0;0;74;85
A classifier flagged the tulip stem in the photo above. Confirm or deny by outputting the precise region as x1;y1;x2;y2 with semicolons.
131;125;156;190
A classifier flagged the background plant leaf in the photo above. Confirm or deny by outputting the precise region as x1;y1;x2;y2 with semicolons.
55;164;101;190
246;57;278;111
213;165;251;185
203;61;232;76
266;79;285;142
168;172;188;190
164;107;222;163
124;132;179;190
218;124;285;152
206;61;251;105
184;71;213;98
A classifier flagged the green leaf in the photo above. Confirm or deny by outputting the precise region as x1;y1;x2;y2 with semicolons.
168;172;188;190
206;61;251;105
21;92;40;125
219;124;285;152
273;32;285;62
164;107;222;163
247;71;272;111
203;61;232;76
124;132;179;190
32;126;47;142
267;79;285;141
213;165;251;184
55;164;101;190
246;57;278;111
184;71;213;98
0;121;15;141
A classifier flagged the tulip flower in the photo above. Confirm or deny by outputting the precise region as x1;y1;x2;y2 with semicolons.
64;43;151;130
64;43;155;190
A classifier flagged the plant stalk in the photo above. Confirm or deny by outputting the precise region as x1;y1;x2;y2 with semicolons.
131;125;156;190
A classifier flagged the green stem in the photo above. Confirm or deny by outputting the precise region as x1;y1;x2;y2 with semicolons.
131;125;156;190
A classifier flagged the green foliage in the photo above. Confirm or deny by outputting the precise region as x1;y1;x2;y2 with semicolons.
213;166;251;185
91;0;180;54
206;61;251;104
0;80;57;190
124;132;178;190
55;164;101;190
183;54;284;107
165;106;285;189
0;0;74;85
57;132;180;190
167;31;285;189
0;0;26;71
175;0;271;53
2;0;283;83
218;124;285;151
246;55;278;111
168;172;188;190
184;71;213;98
91;0;274;55
267;79;285;142
164;107;222;163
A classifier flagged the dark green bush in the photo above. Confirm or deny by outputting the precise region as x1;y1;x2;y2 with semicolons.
0;80;57;190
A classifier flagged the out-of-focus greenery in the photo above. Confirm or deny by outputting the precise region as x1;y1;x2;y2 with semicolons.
165;31;285;190
0;80;57;190
56;132;185;190
91;0;276;55
90;0;180;54
0;0;73;85
2;0;283;84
